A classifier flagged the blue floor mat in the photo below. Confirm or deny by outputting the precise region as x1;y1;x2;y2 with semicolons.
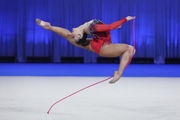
0;63;180;77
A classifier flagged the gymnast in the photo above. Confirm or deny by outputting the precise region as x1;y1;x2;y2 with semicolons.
36;16;136;84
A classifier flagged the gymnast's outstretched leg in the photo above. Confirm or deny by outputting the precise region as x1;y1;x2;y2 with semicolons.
36;18;72;39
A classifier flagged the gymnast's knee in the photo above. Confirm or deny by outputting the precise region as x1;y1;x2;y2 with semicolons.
128;45;136;55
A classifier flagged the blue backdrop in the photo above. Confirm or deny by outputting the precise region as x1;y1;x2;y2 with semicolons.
0;0;179;63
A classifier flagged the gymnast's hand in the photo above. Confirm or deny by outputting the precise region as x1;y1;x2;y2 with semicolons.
126;16;136;21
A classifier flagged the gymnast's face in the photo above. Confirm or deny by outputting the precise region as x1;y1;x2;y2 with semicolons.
72;28;82;42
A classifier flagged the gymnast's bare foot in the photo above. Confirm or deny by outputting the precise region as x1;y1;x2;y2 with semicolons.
109;71;122;84
36;18;51;30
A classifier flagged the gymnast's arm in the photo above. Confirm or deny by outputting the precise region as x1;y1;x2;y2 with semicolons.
93;16;135;32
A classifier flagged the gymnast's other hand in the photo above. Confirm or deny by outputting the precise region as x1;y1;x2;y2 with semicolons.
126;16;136;21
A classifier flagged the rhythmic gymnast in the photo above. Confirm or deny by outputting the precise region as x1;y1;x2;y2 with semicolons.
36;16;136;84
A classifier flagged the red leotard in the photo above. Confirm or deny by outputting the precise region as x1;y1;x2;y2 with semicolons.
90;18;127;54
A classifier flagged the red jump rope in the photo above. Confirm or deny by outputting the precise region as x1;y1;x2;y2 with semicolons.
47;18;136;114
